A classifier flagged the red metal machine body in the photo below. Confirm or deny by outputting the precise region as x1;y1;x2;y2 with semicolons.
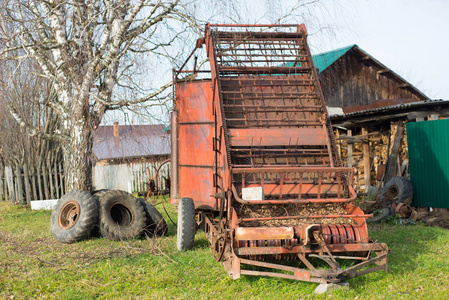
171;24;388;283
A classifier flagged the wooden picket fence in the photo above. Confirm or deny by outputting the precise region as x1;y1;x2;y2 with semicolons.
92;157;170;194
0;162;64;204
1;157;171;204
129;160;171;194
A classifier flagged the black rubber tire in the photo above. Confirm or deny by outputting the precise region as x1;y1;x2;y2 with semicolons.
92;189;109;195
136;198;168;236
368;206;395;223
381;177;414;205
177;197;195;251
95;190;146;241
50;190;99;244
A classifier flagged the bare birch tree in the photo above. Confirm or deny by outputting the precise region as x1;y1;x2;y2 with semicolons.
0;0;342;192
0;0;195;191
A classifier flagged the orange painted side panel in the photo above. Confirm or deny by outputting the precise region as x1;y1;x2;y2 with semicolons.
179;167;216;209
177;80;213;123
178;124;214;166
176;80;216;210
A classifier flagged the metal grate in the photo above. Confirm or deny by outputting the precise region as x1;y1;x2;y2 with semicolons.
207;24;349;202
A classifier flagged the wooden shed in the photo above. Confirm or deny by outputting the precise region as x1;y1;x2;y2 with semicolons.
92;123;170;194
330;100;449;193
315;45;429;109
312;45;443;193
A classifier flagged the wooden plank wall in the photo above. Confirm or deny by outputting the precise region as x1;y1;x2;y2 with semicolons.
0;157;171;203
319;53;423;108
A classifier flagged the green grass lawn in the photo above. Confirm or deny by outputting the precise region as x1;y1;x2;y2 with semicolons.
1;201;448;299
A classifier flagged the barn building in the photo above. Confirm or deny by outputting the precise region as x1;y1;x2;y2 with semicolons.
315;45;449;197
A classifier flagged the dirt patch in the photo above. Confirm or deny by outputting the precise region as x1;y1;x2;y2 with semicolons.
234;203;355;227
0;230;128;268
419;210;449;230
0;230;58;257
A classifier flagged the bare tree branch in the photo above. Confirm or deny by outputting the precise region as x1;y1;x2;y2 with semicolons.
9;105;70;143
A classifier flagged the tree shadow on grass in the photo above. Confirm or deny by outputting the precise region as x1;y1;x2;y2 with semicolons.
194;237;210;250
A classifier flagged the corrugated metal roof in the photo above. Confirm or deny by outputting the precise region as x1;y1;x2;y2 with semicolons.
312;45;355;73
92;124;170;160
329;100;449;120
407;119;449;208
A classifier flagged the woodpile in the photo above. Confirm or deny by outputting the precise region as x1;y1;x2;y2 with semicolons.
335;121;409;193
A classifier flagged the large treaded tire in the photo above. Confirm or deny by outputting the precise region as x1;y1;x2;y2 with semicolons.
381;177;414;205
50;190;98;244
95;190;146;241
368;206;395;223
177;197;195;251
136;198;168;236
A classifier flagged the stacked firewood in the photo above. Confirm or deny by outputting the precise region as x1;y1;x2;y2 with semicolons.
334;121;410;192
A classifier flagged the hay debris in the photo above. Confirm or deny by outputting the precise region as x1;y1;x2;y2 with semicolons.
234;203;355;227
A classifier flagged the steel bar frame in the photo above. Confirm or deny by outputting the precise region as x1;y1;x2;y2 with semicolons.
172;23;388;284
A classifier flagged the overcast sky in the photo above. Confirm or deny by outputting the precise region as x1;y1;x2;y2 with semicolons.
306;0;449;99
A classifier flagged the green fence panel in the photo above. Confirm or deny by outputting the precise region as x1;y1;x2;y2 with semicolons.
407;119;449;208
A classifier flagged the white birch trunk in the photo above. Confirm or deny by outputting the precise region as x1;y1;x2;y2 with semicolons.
62;119;94;192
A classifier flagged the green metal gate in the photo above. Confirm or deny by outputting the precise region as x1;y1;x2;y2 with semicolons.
407;119;449;208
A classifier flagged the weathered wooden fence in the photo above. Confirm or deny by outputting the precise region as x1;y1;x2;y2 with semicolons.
93;158;170;194
0;162;64;204
0;158;171;203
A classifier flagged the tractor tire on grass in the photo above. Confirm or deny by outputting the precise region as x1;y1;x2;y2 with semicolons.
136;198;168;236
50;190;99;244
368;206;395;223
381;177;414;205
177;197;196;251
95;190;146;241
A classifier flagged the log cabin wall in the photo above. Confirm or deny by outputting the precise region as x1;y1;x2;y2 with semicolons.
318;47;428;108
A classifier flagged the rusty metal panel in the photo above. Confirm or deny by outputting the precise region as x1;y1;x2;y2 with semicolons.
176;80;215;209
178;124;214;166
179;166;215;209
235;227;295;241
407;119;449;208
228;128;327;147
177;80;213;123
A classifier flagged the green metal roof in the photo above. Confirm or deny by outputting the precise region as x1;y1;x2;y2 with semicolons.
283;45;355;73
312;45;355;73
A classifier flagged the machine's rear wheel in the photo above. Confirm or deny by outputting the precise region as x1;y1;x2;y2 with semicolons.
177;197;195;251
